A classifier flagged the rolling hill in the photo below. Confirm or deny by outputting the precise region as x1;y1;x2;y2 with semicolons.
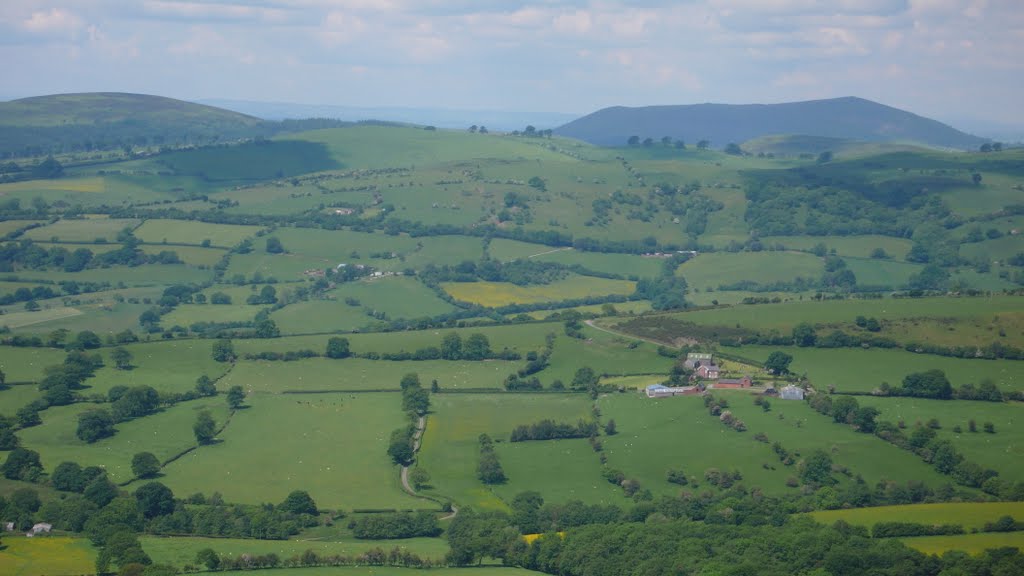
0;92;265;157
554;96;987;150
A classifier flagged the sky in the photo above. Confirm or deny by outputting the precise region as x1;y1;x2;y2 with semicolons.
1;0;1022;132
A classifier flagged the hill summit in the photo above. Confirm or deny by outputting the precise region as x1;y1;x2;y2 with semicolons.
0;92;262;156
554;96;986;150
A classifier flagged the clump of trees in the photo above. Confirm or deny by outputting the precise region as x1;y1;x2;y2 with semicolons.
350;510;441;539
509;419;598;442
477;434;506;484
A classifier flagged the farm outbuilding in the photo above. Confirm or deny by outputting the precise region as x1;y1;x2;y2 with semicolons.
780;385;805;400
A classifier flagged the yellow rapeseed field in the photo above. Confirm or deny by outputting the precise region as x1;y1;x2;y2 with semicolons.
442;276;635;307
0;536;96;576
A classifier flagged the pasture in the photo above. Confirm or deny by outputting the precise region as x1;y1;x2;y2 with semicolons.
662;295;1024;334
0;345;68;382
140;535;449;568
132;219;263;248
857;397;1024;480
735;345;1024;393
220;358;515;393
0;536;96;576
0;220;44;236
441;275;636;307
489;240;665;278
417;393;594;510
540;326;674;385
598;391;951;497
233;321;556;358
85;339;232;396
10;263;213;286
676;251;824;291
492;438;627;506
272;277;457;334
158;393;425;510
21;217;141;242
0;385;43;417
808;502;1024;531
17;397;232;483
761;235;914;260
162;303;262;327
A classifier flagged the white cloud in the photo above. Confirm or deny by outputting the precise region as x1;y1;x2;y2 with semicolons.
22;8;82;34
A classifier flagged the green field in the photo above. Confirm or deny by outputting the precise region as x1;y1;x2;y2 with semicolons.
664;296;1024;334
598;391;951;497
233;322;555;359
272;277;457;334
141;534;449;568
17;397;232;483
677;251;824;291
761;235;914;260
809;502;1024;530
858;397;1024;480
162;303;262;327
220;358;516;393
0;384;44;417
0;345;67;382
489;240;664;278
442;275;635;307
539;325;674;385
132;219;263;248
158;393;425;510
21;216;141;242
418;393;595;510
84;339;232;396
736;345;1024;392
0;219;44;236
901;532;1024;555
0;536;96;576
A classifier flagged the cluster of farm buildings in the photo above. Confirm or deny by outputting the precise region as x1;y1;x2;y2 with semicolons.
645;353;805;400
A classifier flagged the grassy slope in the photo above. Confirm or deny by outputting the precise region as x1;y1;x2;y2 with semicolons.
157;393;424;510
417;393;594;510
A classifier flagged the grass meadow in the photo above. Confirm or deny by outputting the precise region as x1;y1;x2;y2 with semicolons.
0;219;44;236
0;345;67;382
441;275;635;307
539;326;674;385
132;219;263;248
735;345;1024;392
84;339;232;396
669;296;1023;334
489;240;665;278
163;304;263;327
598;391;951;497
417;393;594;510
0;536;96;576
0;385;44;417
808;502;1024;530
220;358;516;393
158;393;424;510
761;235;914;260
17;397;232;483
857;397;1024;480
676;251;824;291
21;217;141;242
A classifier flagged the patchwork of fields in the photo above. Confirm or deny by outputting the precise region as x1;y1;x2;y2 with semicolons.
2;123;1023;569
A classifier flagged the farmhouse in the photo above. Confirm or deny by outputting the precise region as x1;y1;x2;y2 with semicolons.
780;385;805;400
645;384;700;398
715;376;752;389
695;364;721;379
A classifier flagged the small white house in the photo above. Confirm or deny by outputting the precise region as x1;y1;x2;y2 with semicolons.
780;385;805;400
3;521;14;531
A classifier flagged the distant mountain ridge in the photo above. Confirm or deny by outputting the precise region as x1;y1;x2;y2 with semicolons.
199;99;579;132
554;97;986;150
0;93;354;158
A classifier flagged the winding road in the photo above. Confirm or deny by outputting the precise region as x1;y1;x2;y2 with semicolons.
399;415;459;520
